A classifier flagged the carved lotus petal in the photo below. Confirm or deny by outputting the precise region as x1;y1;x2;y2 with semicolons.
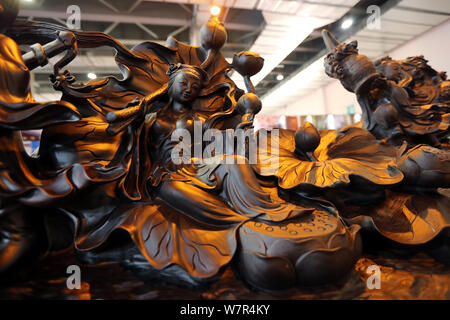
255;127;404;190
236;211;362;290
344;190;450;246
121;202;245;278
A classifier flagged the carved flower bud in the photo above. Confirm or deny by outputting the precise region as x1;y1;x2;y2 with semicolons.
232;51;264;77
200;16;227;51
236;93;262;115
295;122;321;153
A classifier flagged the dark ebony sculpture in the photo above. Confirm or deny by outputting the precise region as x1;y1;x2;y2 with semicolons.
0;0;449;292
375;55;450;106
322;30;449;148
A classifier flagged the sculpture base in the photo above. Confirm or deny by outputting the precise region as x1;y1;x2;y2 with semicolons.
1;246;449;299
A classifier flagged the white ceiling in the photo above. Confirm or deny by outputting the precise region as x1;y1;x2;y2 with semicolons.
231;0;360;89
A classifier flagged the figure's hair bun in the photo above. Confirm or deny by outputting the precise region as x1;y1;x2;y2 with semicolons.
166;63;209;85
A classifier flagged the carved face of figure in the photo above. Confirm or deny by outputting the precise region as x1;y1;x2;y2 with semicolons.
168;71;202;104
378;61;403;82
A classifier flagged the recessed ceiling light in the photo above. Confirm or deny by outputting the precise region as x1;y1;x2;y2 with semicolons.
210;5;221;16
87;73;97;80
341;18;353;29
276;74;284;81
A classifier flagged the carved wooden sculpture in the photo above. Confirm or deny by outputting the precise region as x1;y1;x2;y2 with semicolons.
322;30;450;148
375;55;450;106
0;1;449;292
321;29;450;264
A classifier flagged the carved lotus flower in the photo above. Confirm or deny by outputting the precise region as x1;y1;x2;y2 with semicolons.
236;212;362;290
255;126;404;190
199;16;227;51
232;51;264;77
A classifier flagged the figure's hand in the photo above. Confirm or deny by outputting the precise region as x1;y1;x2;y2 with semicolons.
52;31;78;76
106;97;146;135
106;98;143;122
23;31;78;74
236;114;254;131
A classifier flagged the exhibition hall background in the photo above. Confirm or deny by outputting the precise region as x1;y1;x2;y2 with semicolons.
17;0;450;153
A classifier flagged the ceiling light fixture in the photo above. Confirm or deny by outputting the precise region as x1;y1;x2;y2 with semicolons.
341;18;353;30
276;74;284;81
87;73;97;80
210;5;221;16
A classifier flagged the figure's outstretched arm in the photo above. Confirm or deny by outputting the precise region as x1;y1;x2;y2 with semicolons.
21;31;77;72
143;83;169;113
106;83;168;135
